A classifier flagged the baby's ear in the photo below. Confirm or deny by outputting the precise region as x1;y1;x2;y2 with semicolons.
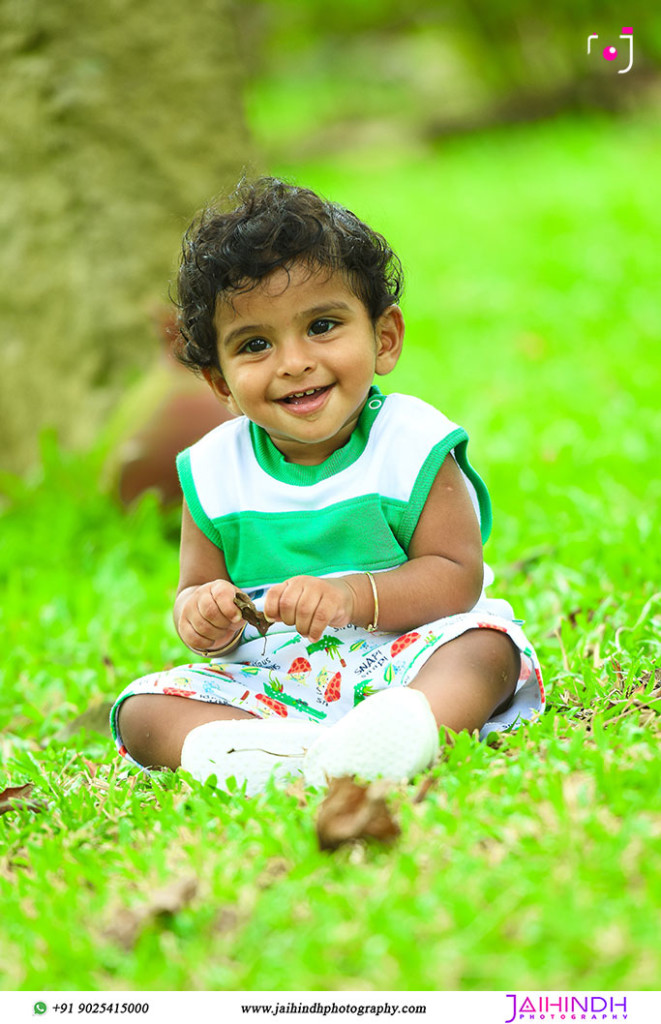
202;367;241;415
375;305;405;376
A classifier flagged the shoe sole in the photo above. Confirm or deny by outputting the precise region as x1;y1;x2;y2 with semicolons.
303;687;439;788
181;718;321;796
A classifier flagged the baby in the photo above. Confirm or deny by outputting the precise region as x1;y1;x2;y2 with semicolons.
110;178;544;794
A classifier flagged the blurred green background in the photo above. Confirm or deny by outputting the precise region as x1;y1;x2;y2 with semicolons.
1;2;660;993
1;0;659;474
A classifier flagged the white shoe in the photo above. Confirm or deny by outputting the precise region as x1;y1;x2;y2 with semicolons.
302;687;439;788
180;718;321;797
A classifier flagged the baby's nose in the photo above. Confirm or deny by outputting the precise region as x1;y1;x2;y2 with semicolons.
278;336;316;376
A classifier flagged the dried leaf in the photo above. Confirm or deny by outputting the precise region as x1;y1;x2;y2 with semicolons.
316;776;401;851
214;905;241;934
611;659;626;692
257;857;289;889
234;591;270;637
105;876;198;950
0;783;43;816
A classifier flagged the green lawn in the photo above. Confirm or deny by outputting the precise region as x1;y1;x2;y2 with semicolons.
1;112;660;991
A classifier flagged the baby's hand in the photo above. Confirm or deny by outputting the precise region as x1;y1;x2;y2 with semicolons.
264;576;355;642
178;579;244;654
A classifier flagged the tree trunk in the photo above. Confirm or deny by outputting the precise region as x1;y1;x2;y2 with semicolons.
0;0;253;473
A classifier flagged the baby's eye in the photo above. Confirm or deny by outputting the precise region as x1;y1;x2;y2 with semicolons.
241;337;271;354
308;318;337;336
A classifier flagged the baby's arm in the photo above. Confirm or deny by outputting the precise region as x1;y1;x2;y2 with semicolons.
265;454;484;639
365;450;485;629
174;502;244;654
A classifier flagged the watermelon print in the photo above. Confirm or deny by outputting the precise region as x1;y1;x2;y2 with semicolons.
288;657;312;684
255;693;288;717
112;611;544;768
324;672;342;703
390;632;420;658
534;666;545;701
289;657;311;674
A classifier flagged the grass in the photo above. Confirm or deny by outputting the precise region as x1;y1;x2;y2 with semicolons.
1;112;660;991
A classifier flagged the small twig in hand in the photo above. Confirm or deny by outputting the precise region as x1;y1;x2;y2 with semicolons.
234;592;271;653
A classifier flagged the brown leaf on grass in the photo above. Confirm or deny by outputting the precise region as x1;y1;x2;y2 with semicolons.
316;776;401;851
214;905;241;934
234;591;270;637
0;783;43;816
257;857;290;889
611;659;626;692
105;876;198;950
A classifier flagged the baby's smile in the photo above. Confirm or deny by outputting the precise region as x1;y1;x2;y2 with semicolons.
275;382;334;413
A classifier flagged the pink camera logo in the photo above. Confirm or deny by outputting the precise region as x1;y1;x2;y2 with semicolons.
587;27;634;73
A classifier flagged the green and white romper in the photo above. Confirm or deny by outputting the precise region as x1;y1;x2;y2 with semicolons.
111;386;544;764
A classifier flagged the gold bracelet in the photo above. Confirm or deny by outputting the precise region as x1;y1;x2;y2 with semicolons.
205;623;246;658
364;571;379;632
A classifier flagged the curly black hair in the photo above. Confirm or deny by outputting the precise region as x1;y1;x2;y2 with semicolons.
175;177;404;373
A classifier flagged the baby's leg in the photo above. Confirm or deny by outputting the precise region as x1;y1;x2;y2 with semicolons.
117;694;256;771
302;629;519;786
408;627;520;736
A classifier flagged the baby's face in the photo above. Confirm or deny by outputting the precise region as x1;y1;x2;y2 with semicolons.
206;263;403;465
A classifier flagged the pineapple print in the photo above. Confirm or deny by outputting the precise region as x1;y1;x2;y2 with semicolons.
307;635;347;667
316;666;330;695
353;678;377;707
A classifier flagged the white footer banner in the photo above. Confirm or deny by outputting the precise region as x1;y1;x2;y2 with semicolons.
1;991;657;1024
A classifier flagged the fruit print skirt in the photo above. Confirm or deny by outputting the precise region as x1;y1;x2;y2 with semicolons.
110;601;545;768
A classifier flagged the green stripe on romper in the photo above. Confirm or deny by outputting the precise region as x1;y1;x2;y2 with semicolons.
209;494;410;590
204;440;491;588
248;384;386;485
176;447;225;549
398;430;493;547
